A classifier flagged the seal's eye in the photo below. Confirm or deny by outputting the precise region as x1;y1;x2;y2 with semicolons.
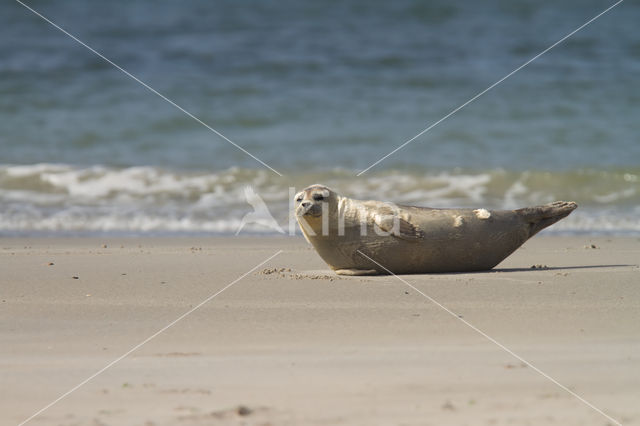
313;193;325;201
296;196;303;202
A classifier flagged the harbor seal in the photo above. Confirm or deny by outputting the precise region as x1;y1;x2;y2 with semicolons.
294;185;577;275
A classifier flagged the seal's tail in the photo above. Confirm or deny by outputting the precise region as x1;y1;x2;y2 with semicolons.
516;201;578;237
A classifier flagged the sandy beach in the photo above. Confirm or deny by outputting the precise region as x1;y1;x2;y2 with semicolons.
4;1;639;426
1;235;639;426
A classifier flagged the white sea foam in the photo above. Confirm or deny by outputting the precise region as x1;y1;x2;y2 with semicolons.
1;164;638;235
593;188;636;204
339;171;492;207
5;163;72;178
548;208;640;234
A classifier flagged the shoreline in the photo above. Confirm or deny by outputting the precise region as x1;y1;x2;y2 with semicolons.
2;236;639;425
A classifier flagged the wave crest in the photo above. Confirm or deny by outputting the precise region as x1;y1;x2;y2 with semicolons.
1;164;638;235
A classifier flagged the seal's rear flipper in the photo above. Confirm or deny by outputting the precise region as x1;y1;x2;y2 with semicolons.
516;201;578;237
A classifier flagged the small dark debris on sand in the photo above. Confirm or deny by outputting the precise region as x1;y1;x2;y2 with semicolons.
585;243;599;249
505;362;528;369
260;267;291;275
237;405;252;416
441;400;456;411
258;267;340;281
530;264;548;269
292;273;338;281
209;405;266;420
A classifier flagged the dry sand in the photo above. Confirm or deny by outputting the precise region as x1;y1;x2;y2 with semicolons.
1;235;639;426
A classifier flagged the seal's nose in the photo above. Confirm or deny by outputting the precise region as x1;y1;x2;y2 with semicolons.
301;201;311;208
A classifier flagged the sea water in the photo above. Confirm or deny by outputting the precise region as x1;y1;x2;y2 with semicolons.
1;0;639;235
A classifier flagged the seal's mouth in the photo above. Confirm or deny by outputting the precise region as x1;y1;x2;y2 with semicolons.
303;210;322;218
296;204;322;218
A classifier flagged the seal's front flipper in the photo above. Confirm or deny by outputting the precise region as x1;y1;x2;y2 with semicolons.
374;215;424;240
396;217;424;240
334;268;381;276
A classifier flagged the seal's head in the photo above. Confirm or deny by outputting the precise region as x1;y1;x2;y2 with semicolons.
294;185;336;219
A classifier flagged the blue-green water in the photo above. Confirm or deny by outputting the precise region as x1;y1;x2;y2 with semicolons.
1;0;639;235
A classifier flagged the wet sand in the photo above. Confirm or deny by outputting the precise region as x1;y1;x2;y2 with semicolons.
1;236;639;425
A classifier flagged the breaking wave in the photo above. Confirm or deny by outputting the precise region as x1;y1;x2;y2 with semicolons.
1;163;638;235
